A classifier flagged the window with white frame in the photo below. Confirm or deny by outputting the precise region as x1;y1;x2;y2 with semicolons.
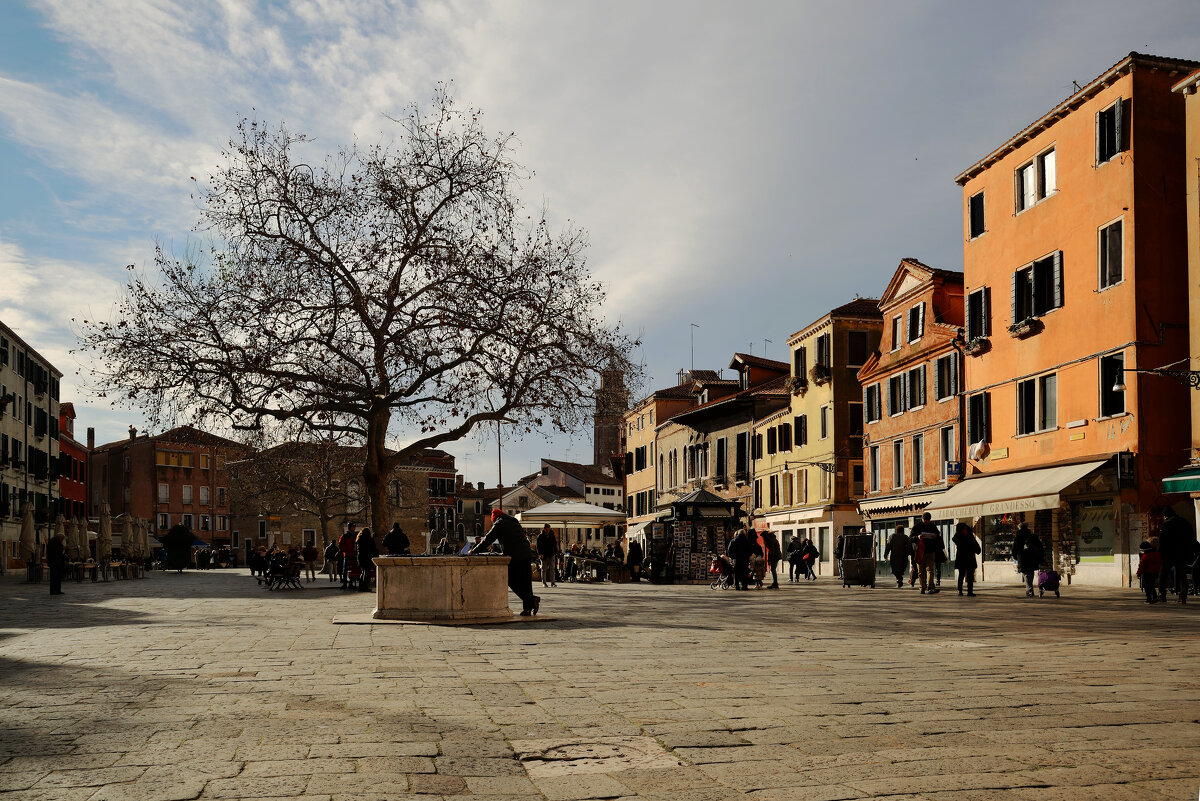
1012;252;1063;323
1016;373;1057;435
1099;219;1123;289
158;483;169;503
157;513;169;530
966;287;991;341
934;354;958;401
892;440;904;488
890;317;902;351
820;405;830;439
907;366;926;409
819;467;831;501
1015;147;1055;212
1097;99;1124;165
968;191;985;239
887;375;905;416
907;303;925;343
182;485;193;504
199;486;210;505
868;447;879;492
864;385;881;423
940;426;955;480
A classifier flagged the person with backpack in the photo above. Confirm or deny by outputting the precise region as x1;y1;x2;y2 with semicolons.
801;538;821;581
1012;523;1044;598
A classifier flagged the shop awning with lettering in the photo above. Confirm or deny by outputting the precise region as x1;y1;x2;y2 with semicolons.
1162;465;1200;494
922;460;1108;520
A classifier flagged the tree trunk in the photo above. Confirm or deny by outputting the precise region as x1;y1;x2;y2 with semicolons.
363;407;394;553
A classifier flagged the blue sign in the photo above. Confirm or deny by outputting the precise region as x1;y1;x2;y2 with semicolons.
946;461;963;477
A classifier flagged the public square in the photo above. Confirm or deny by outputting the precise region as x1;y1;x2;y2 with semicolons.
1;571;1198;801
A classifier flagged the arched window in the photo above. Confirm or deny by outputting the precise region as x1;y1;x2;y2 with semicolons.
346;479;364;513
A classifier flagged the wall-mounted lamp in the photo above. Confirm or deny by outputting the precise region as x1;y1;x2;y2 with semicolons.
1116;365;1200;393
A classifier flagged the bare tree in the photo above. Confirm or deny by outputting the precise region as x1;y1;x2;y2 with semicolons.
80;87;639;541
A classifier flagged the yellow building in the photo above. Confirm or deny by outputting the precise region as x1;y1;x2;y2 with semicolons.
754;300;881;571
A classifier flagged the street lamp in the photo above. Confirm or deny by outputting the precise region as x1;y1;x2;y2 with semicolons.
1114;364;1200;392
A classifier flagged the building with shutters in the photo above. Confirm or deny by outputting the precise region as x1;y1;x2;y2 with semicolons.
756;300;881;569
927;52;1198;587
855;260;965;552
0;322;62;571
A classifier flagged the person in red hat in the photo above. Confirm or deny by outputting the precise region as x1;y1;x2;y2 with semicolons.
470;509;539;615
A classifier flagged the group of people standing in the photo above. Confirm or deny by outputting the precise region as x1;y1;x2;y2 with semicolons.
884;513;983;596
535;524;643;585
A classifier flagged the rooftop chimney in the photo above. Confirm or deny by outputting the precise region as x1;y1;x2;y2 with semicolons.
128;425;137;441
87;427;95;451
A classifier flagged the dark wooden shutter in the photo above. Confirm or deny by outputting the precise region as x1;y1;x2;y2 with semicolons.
1114;97;1124;154
982;392;991;442
1011;271;1020;324
918;302;926;338
1095;108;1102;165
1052;251;1063;309
982;286;991;335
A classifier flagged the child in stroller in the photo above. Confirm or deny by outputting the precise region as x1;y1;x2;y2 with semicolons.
1037;568;1061;598
709;555;734;590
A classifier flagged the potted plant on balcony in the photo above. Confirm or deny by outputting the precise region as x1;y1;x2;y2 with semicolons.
810;364;832;386
1007;317;1042;339
963;337;990;356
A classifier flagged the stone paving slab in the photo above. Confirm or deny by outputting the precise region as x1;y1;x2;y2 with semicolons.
1;569;1198;800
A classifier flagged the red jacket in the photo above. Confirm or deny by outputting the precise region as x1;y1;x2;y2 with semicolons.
339;532;357;557
1136;551;1163;576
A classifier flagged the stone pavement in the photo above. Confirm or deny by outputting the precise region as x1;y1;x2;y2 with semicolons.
0;569;1198;801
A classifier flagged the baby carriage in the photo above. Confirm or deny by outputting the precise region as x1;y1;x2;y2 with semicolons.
1037;568;1061;598
709;555;734;590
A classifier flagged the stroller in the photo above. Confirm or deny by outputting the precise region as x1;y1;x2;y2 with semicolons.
709;555;734;590
1037;569;1061;598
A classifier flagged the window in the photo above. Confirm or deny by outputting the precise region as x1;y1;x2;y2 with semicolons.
634;445;647;472
967;392;991;446
753;479;762;510
200;454;210;470
795;415;808;446
797;469;808;503
934;355;958;400
182;485;193;504
769;475;779;507
218;516;228;531
887;375;905;416
815;334;831;368
907;366;926;409
766;428;777;455
157;513;169;530
848;402;863;438
1012;252;1063;323
820;405;830;439
907;303;925;343
1017;374;1057;435
1015;148;1055;212
819;468;831;501
1099;353;1126;417
893;440;904;488
966;288;991;341
715;438;727;480
912;434;924;485
182;514;194;530
735;432;749;478
158;483;169;503
864;385;881;423
1099;219;1123;289
940;426;955;480
847;331;868;367
793;346;807;383
968;191;985;238
782;472;793;506
200;515;211;531
1097;99;1124;165
891;317;902;351
199;486;210;505
218;487;228;506
752;434;763;461
852;464;864;496
779;424;792;452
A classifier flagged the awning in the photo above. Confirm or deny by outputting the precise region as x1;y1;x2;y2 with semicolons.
624;521;652;540
857;489;949;519
923;460;1109;520
1163;465;1200;494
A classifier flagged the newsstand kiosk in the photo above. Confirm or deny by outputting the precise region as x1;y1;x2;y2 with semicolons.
650;489;746;584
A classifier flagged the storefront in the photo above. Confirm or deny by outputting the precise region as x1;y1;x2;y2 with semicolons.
857;490;957;580
649;489;745;584
924;457;1129;587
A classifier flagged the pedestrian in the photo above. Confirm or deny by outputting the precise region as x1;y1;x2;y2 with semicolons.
355;527;379;592
536;524;559;588
338;524;357;589
884;525;911;588
382;523;410;555
47;529;67;596
801;537;821;581
301;541;319;582
727;527;752;591
1012;523;1044;598
834;532;845;580
1136;541;1162;604
952;522;980;596
786;535;804;582
911;513;941;594
762;530;782;589
627;539;644;582
323;539;340;581
1157;506;1198;604
470;510;539;615
748;530;765;589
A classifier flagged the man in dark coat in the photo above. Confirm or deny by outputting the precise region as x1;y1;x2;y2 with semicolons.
884;525;911;588
1012;523;1044;598
471;510;539;615
762;530;782;589
47;530;67;596
786;535;804;582
727;528;752;591
382;523;410;555
355;528;379;592
1158;507;1198;604
626;539;644;582
952;522;981;596
536;525;559;588
911;513;942;594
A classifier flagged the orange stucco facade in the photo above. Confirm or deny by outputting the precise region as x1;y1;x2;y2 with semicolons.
950;53;1198;586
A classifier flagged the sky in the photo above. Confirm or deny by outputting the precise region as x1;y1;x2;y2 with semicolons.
1;0;1199;486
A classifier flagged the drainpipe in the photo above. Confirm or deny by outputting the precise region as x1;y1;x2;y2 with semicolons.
950;329;967;468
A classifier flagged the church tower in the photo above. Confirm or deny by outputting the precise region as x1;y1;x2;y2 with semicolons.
593;369;628;467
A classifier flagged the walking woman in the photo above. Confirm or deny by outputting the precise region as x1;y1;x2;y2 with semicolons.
355;527;379;592
1012;523;1044;598
952;522;981;596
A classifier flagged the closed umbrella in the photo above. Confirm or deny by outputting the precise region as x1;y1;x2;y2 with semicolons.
97;501;113;562
56;515;72;561
18;503;36;562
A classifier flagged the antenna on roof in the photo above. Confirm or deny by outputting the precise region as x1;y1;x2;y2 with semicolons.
763;339;772;359
1072;80;1082;92
690;323;700;371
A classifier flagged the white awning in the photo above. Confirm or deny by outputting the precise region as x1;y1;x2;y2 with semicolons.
516;501;628;527
624;521;652;540
922;460;1108;520
857;489;949;519
757;506;830;528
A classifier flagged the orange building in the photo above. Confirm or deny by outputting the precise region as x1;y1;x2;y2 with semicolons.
857;260;964;552
928;53;1198;587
